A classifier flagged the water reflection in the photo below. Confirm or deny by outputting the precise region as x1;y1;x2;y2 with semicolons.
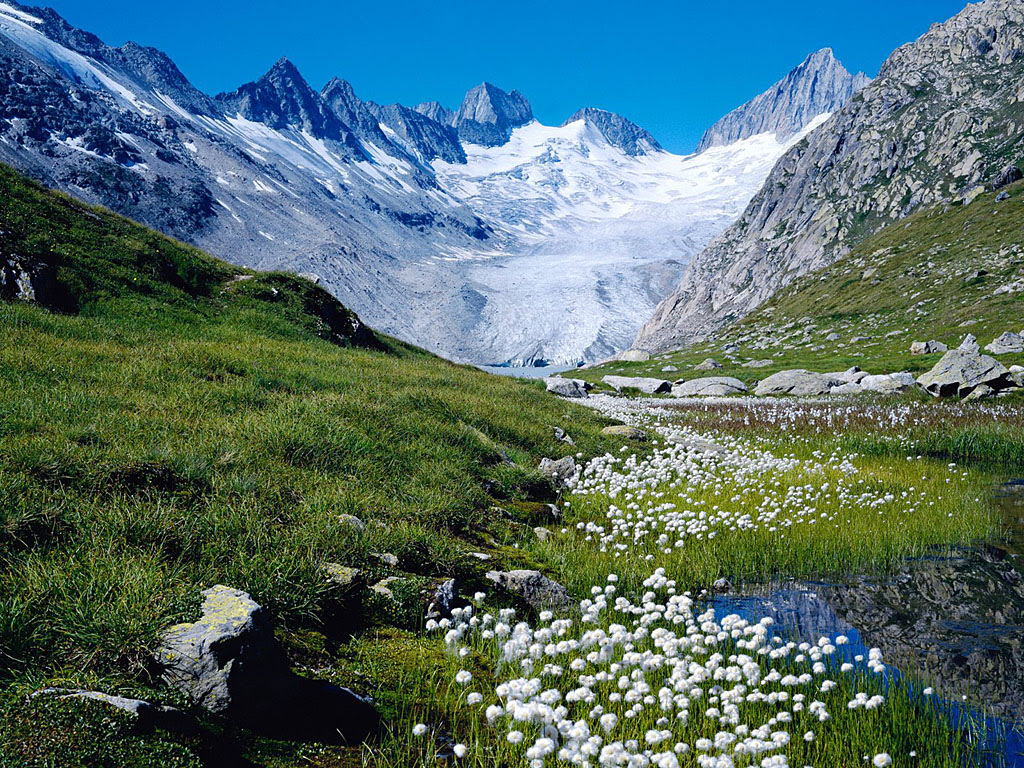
714;484;1024;765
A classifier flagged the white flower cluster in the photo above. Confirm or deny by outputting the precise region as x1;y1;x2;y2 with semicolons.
423;570;890;767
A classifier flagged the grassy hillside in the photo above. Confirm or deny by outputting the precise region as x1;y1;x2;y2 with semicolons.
583;182;1024;388
0;164;619;765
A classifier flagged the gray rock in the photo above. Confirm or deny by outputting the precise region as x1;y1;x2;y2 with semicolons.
601;375;672;394
911;340;948;355
964;384;997;402
917;350;1010;398
712;578;733;594
754;370;835;397
826;332;841;341
742;359;773;368
829;381;863;395
338;514;366;532
694;358;722;371
618;349;651;362
485;570;574;612
372;552;399;567
958;334;980;354
671;377;748;397
426;578;461;620
851;335;872;343
32;689;193;734
538;456;577;490
860;372;916;395
985;332;1024;355
156;585;378;741
545;377;588;398
553;427;574;444
453;82;532;147
601;425;648;440
661;365;679;373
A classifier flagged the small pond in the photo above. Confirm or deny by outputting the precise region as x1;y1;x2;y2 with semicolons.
713;482;1024;767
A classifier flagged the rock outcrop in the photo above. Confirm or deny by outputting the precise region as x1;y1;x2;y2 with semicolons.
545;377;589;398
562;108;661;156
672;377;748;397
637;0;1024;352
156;585;378;742
485;570;574;612
916;349;1009;397
601;375;672;394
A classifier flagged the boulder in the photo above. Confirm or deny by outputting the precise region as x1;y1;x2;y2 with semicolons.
553;427;574;444
742;359;773;368
958;334;980;354
917;350;1009;398
338;514;366;532
618;349;651;362
671;377;748;397
826;367;868;384
32;689;193;734
601;425;648;440
601;375;672;394
860;372;916;395
694;358;722;371
964;384;996;402
910;340;948;355
538;456;577;490
661;365;679;373
485;570;574;612
754;370;836;397
829;381;863;395
545;377;589;398
985;332;1024;355
825;332;841;341
156;585;378;742
426;578;462;620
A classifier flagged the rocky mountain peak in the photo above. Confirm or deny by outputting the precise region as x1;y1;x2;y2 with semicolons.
562;107;662;156
637;0;1024;353
217;57;351;144
414;101;454;126
453;82;533;146
696;47;870;152
321;76;389;147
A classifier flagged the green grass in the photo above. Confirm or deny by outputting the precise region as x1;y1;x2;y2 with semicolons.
2;162;1020;766
580;182;1024;389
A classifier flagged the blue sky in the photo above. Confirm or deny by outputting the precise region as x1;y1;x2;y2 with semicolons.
47;0;967;153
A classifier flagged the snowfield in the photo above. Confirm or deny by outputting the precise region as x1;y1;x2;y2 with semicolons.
435;116;830;366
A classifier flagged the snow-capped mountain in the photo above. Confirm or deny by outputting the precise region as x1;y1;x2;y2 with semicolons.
0;0;861;366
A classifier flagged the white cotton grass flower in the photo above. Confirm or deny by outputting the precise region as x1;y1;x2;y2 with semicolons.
873;754;893;767
412;723;427;736
466;692;483;705
453;743;467;758
454;669;472;685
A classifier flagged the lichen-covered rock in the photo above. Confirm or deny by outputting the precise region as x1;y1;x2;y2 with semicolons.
672;376;748;397
156;585;378;742
31;689;194;734
911;340;948;355
545;377;588;398
485;569;574;612
601;375;672;394
860;372;916;395
538;456;577;490
694;358;722;371
601;425;648;440
986;332;1024;355
755;370;836;397
917;349;1009;398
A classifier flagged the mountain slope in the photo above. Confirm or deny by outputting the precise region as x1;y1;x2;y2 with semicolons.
0;159;615;761
697;48;870;152
584;182;1024;389
0;0;863;367
637;0;1024;353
